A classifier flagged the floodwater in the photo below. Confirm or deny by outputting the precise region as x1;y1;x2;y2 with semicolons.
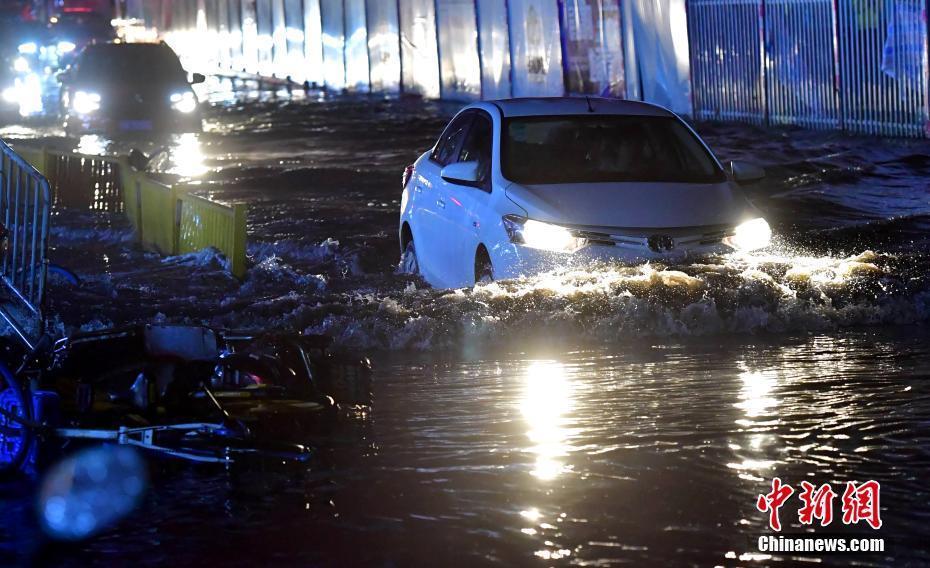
1;79;930;566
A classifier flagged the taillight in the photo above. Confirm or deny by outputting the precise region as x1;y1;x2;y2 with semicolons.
402;165;414;189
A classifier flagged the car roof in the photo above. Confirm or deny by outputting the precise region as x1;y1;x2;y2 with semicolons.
83;42;173;54
79;42;181;63
487;97;676;118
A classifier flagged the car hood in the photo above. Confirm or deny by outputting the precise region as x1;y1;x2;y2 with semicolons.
504;181;754;230
72;81;189;99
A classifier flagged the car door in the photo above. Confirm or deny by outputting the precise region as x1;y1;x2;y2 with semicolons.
444;110;494;284
412;112;473;285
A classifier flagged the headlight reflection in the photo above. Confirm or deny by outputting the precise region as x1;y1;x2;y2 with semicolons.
167;133;207;177
520;361;575;481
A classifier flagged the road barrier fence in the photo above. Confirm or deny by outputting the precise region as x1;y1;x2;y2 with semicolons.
689;0;928;137
0;139;51;349
140;0;930;138
8;145;248;280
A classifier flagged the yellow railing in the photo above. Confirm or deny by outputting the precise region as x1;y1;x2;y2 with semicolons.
177;192;247;278
13;146;248;278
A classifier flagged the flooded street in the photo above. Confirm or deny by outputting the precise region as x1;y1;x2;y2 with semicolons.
2;81;930;565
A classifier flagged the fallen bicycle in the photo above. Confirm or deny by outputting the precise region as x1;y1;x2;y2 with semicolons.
0;325;372;474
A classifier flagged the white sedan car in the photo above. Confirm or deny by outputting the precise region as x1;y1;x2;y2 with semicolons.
398;97;771;288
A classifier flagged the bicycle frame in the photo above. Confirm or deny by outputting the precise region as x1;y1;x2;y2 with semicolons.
55;423;232;464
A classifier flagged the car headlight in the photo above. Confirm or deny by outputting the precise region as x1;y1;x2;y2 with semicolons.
18;42;37;55
726;218;772;251
13;57;29;73
72;91;101;114
2;87;17;103
57;41;77;54
502;215;586;253
170;92;197;113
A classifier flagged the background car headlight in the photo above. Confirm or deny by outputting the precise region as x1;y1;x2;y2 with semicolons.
726;218;772;251
13;57;29;73
503;215;586;253
170;92;197;113
72;91;101;115
2;87;18;103
57;41;77;54
17;42;37;55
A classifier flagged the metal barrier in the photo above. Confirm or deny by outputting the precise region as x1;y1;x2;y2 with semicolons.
0;140;50;349
46;153;124;213
11;145;249;281
689;0;929;136
837;0;928;137
688;0;765;124
177;193;247;278
765;0;839;129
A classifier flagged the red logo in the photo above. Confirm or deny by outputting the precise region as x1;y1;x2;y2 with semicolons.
841;480;882;529
798;481;836;527
756;477;795;532
757;479;882;531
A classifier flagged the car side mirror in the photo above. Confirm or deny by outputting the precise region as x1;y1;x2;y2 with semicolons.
191;73;206;85
440;161;481;187
730;161;765;184
128;148;151;172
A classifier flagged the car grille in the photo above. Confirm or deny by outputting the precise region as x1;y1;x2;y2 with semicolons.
574;228;731;249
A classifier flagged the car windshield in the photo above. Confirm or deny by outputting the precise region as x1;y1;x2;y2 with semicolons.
75;45;187;85
502;115;725;185
49;14;115;42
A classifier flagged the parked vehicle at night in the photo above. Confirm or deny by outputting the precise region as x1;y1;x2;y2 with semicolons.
59;42;204;136
398;97;772;288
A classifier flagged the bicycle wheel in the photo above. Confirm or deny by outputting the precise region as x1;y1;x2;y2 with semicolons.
0;362;33;475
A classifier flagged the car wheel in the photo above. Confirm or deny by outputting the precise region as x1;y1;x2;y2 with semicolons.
475;248;493;283
400;240;419;275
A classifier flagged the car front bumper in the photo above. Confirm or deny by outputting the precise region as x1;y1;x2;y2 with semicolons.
67;112;202;135
491;240;734;280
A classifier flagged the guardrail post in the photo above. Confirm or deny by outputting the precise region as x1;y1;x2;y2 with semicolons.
925;0;930;137
759;0;769;126
232;203;248;279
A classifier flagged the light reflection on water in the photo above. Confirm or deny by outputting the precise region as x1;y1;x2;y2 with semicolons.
195;331;918;567
520;361;576;482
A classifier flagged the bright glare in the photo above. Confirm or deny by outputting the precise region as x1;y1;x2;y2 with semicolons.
77;135;106;156
520;361;574;481
17;42;37;55
736;369;778;418
727;218;772;252
1;87;16;103
168;133;208;177
13;57;29;73
57;40;77;53
13;74;43;116
170;92;197;114
522;220;583;252
72;91;101;115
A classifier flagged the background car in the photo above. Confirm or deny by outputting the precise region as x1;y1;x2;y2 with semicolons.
0;19;49;117
59;42;205;136
398;97;771;288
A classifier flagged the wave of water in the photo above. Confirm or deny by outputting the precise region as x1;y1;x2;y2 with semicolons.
293;249;929;350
